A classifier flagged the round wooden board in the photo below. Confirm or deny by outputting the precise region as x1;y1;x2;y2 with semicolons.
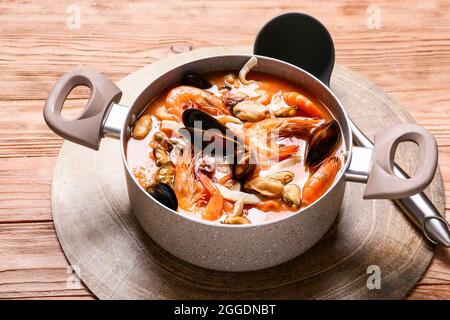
52;46;445;300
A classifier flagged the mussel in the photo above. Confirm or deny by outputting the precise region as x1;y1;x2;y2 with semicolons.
244;171;294;197
181;74;212;89
265;171;295;185
232;151;256;181
181;109;240;158
305;120;341;167
233;100;269;122
282;184;301;209
153;147;169;167
132;114;152;140
181;109;256;179
179;126;238;160
244;175;286;197
154;131;173;151
146;183;178;211
182;109;228;135
155;161;175;185
223;216;251;225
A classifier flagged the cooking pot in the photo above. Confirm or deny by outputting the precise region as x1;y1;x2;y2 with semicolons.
43;54;438;271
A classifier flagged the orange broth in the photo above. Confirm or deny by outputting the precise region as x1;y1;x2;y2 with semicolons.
126;71;344;224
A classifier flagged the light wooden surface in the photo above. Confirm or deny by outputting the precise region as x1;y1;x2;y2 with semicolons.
0;0;449;299
51;50;445;299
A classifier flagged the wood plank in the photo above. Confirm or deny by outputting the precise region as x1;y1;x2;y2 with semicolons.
0;157;55;222
0;220;448;299
0;222;93;299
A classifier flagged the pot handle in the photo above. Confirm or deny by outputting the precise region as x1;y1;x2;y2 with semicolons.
347;123;438;199
43;69;123;150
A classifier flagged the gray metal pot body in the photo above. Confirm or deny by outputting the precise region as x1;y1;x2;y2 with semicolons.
119;55;352;271
127;170;345;271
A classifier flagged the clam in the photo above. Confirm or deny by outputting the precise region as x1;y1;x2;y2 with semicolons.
282;184;301;209
154;131;173;151
181;74;212;89
233;100;269;122
153;147;169;167
305;120;341;167
155;161;175;185
147;183;178;211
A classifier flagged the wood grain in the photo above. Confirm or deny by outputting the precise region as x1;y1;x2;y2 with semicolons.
0;0;448;299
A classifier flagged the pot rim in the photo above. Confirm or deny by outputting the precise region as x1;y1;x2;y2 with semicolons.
120;53;353;228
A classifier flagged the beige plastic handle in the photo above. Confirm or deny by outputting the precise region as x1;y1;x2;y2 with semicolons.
43;70;122;150
363;123;438;199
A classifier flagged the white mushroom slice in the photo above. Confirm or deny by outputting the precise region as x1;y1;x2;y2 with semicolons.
239;57;258;84
215;183;262;204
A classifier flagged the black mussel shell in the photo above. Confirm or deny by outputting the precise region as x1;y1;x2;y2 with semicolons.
232;151;256;180
147;183;178;211
179;126;239;160
181;74;212;89
305;120;341;167
182;109;228;135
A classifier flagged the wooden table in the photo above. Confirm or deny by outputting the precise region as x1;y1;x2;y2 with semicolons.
0;0;448;300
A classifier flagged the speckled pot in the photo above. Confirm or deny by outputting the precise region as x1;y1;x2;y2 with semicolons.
44;54;437;271
121;55;352;271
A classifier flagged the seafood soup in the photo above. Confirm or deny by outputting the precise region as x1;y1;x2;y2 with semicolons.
127;57;344;225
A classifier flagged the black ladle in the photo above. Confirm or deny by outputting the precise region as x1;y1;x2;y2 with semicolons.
254;12;450;247
255;12;334;86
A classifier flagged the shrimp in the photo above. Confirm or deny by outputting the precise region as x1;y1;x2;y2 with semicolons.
302;156;341;206
173;161;197;211
255;199;282;212
155;105;179;121
165;86;230;120
283;92;322;117
244;117;321;160
278;145;300;161
196;171;224;221
252;144;299;162
245;117;322;138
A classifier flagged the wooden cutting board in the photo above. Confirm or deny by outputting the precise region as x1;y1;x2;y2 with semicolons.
51;46;445;299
